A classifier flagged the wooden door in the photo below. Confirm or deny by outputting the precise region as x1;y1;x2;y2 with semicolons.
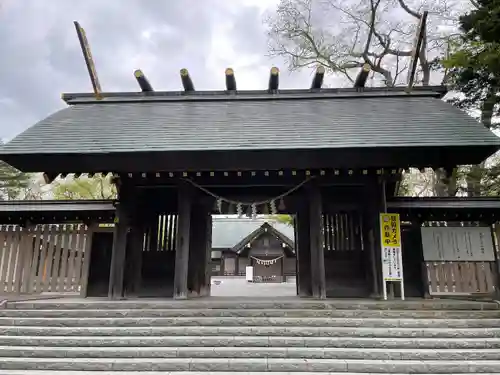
323;212;369;297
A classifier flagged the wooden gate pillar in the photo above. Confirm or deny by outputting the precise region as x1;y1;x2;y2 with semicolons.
308;182;326;299
174;181;193;299
187;197;213;298
125;219;144;298
296;194;312;297
201;208;213;297
364;178;387;299
188;200;205;297
108;181;132;300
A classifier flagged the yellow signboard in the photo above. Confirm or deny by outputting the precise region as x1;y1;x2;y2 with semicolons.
380;213;401;247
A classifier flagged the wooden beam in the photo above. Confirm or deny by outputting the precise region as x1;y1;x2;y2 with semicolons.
268;67;279;92
73;21;102;100
354;64;371;88
173;182;192;299
134;69;154;92
407;11;429;91
180;69;195;91
225;68;236;91
311;66;325;89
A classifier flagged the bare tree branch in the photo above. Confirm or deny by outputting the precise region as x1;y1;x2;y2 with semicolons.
266;0;465;88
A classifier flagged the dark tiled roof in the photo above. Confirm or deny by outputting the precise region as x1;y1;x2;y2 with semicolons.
211;217;294;249
2;88;498;155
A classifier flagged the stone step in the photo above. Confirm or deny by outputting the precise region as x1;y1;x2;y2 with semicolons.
2;308;499;318
1;346;500;360
2;357;500;372
8;300;499;310
1;335;499;349
2;316;499;328
1;325;499;338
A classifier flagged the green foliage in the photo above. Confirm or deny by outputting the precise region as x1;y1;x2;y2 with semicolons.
0;160;32;200
52;175;117;200
472;156;500;196
437;0;500;197
443;0;500;129
267;214;294;226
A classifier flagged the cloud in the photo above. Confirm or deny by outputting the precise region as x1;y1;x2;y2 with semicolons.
0;0;317;142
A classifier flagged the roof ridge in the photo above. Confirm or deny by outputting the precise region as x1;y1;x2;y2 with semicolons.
62;86;446;104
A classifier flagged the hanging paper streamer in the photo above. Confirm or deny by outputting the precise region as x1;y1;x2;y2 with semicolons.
270;200;277;215
180;176;315;218
251;255;284;266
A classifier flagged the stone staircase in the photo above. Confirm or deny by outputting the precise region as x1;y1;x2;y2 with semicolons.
0;298;499;373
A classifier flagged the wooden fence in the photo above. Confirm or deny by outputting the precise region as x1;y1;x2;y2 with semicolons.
425;261;497;295
0;224;92;295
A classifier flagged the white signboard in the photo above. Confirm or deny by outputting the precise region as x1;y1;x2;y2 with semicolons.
380;213;405;300
382;246;404;282
421;227;495;262
245;266;253;282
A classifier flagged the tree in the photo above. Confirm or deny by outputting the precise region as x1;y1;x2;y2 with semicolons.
441;0;500;196
266;0;465;87
0;160;32;200
444;0;500;128
267;0;492;197
52;175;117;200
268;214;294;226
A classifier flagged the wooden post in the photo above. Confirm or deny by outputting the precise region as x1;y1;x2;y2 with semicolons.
108;201;129;300
293;216;300;295
198;205;213;297
188;202;205;297
202;211;213;297
174;182;192;299
490;223;500;299
367;178;387;299
194;202;213;297
79;225;94;297
148;215;159;253
308;182;326;299
126;221;144;297
296;201;312;297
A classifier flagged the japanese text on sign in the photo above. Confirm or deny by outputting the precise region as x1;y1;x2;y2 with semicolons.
380;213;401;247
382;247;403;281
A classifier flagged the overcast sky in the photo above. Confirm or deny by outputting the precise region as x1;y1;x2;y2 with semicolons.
0;0;350;142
